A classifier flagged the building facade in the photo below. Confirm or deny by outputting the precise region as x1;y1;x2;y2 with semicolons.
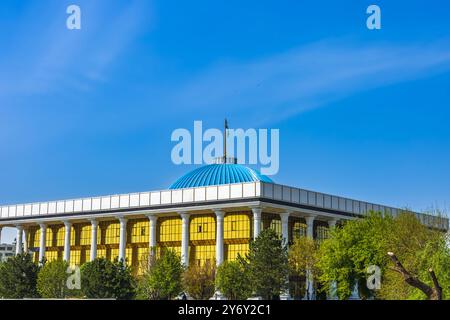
0;243;15;262
0;162;448;282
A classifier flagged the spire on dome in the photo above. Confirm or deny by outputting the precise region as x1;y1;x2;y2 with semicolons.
217;118;237;164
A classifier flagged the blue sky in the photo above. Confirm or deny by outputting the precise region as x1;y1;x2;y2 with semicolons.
1;0;450;242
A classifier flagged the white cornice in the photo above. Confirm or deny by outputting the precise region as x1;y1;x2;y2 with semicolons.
0;182;447;231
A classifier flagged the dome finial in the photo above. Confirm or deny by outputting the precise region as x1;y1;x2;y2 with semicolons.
214;118;237;164
217;118;237;164
224;118;228;160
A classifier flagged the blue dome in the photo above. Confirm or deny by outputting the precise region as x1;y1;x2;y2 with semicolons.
169;164;273;189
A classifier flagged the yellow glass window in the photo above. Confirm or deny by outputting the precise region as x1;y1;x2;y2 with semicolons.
224;213;251;240
136;247;150;275
261;214;281;236
28;226;40;249
226;243;249;261
46;227;56;247
130;219;149;244
104;222;120;245
125;247;134;266
53;226;65;247
291;219;307;241
190;215;215;241
32;251;39;264
190;245;215;266
70;249;81;267
110;248;119;261
315;225;329;244
158;217;181;243
97;248;107;259
80;224;92;246
156;245;181;258
45;250;59;262
34;228;41;248
84;249;91;263
71;225;76;246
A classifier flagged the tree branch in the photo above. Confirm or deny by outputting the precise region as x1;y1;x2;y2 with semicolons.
387;252;435;299
428;268;443;300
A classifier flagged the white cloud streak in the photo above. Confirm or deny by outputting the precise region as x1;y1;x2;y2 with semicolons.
0;0;152;97
169;38;450;125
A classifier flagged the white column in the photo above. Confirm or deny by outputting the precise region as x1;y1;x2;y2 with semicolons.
328;219;338;229
147;214;158;256
118;216;128;262
180;212;190;266
327;220;338;300
305;216;315;300
63;221;72;262
305;216;315;239
279;212;291;300
16;225;24;255
23;228;29;254
252;207;262;239
349;282;360;300
329;281;338;300
39;224;47;263
280;212;290;246
215;210;225;266
327;218;338;300
89;219;98;261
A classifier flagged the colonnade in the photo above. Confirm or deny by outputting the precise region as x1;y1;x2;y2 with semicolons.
10;209;337;269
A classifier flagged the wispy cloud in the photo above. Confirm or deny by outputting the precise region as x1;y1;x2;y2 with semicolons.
0;0;154;154
169;38;450;125
0;0;152;96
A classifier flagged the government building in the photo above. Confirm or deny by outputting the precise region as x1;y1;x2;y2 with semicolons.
0;157;448;295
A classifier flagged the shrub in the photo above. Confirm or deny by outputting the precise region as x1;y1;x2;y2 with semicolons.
245;228;289;299
216;260;252;300
37;259;81;298
183;261;216;300
81;258;135;299
137;249;184;300
0;253;40;299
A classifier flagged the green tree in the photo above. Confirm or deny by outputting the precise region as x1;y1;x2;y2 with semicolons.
0;253;40;299
216;260;252;300
81;258;135;299
37;259;71;298
137;249;184;300
245;228;289;299
318;211;450;300
288;236;320;299
318;211;392;299
379;213;450;300
183;261;216;300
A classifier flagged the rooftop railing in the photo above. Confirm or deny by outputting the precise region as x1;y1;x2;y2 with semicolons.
0;182;448;230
